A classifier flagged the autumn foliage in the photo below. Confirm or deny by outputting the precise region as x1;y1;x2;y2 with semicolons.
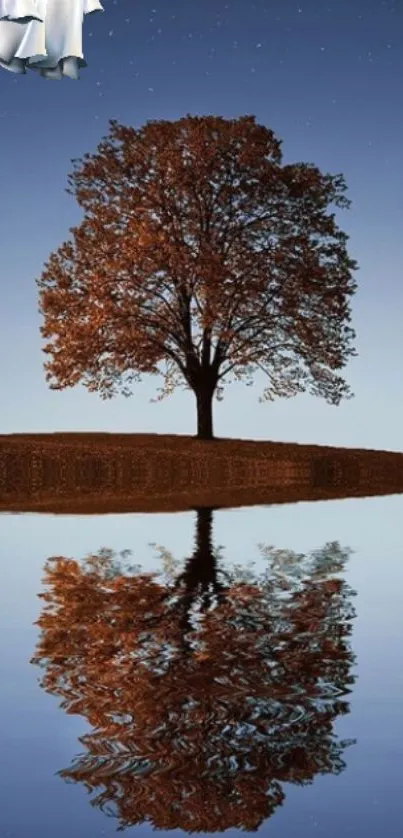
31;511;357;832
36;114;358;438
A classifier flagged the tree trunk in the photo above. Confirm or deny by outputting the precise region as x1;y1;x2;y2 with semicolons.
195;384;215;440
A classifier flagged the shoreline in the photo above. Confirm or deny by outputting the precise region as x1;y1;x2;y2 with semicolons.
0;431;402;456
1;432;403;514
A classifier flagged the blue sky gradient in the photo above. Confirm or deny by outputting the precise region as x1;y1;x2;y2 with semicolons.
0;0;402;448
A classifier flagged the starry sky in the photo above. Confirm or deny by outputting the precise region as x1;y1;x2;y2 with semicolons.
0;0;402;449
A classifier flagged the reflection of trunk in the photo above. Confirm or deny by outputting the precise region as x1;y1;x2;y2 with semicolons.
195;384;215;440
175;508;225;649
188;507;219;594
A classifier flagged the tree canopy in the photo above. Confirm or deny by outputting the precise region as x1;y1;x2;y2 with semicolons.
37;114;358;438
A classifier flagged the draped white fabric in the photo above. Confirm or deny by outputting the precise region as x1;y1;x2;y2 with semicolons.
0;0;42;20
0;0;103;79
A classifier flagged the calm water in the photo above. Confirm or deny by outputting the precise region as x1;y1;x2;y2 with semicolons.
1;494;402;838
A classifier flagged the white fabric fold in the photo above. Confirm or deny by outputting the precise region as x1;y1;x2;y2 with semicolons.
83;0;103;13
0;0;42;20
0;0;104;79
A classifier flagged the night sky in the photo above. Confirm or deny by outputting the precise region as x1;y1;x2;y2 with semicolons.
1;0;402;448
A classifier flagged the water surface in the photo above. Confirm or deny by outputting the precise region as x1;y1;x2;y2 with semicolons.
1;494;402;837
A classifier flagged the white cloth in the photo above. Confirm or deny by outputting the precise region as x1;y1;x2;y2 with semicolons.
0;0;42;20
0;0;103;79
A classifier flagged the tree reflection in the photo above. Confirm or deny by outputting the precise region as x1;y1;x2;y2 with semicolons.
31;508;357;832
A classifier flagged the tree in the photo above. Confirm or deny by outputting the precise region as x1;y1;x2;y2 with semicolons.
31;515;357;832
37;114;358;439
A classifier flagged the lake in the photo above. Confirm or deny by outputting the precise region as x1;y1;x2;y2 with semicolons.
1;493;402;837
